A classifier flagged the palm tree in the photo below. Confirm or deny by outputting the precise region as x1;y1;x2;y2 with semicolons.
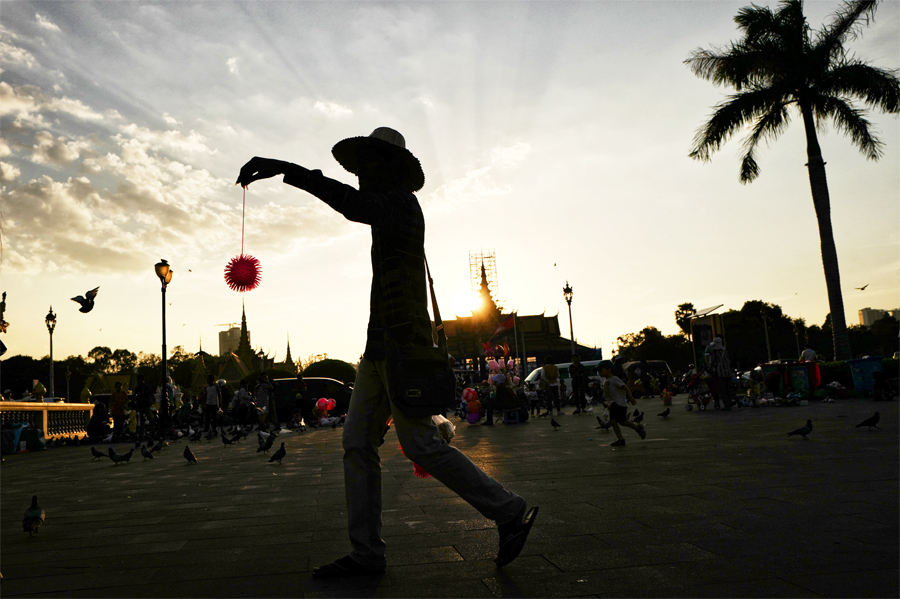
685;0;899;361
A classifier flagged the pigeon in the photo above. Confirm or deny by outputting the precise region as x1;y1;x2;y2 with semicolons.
102;432;114;443
787;419;813;440
856;412;881;430
268;442;286;464
855;284;869;291
108;447;134;465
71;287;100;313
551;418;561;430
183;445;197;464
221;434;234;446
227;432;243;444
658;408;671;420
595;416;612;431
189;428;202;442
150;439;166;454
91;447;109;460
141;445;154;460
257;434;275;453
633;411;644;424
23;495;45;536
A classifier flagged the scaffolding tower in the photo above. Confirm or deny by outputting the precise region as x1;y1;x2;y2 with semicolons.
469;249;503;311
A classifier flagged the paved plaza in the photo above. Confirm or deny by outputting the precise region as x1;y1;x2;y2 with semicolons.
1;394;897;598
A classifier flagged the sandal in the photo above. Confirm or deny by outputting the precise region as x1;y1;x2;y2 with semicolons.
494;506;540;567
312;555;386;579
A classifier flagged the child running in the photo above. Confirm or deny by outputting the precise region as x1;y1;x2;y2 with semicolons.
598;360;646;447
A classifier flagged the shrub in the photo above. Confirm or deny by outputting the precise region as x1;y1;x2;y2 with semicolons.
302;359;357;384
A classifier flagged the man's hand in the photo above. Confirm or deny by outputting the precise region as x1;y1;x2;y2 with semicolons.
236;157;293;187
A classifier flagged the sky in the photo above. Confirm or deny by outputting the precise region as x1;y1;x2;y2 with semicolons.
1;0;898;372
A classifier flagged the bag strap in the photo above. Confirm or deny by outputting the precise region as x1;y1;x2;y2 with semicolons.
423;255;447;351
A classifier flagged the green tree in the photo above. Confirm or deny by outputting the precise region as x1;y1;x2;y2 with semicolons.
110;348;137;373
302;359;358;384
675;303;697;338
685;0;899;361
87;346;113;373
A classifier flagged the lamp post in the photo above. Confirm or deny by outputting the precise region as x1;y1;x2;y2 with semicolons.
563;281;574;355
154;260;173;428
45;307;56;397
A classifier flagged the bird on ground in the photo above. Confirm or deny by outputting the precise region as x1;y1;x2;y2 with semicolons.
551;418;561;430
108;447;134;465
205;428;217;441
188;428;202;442
228;431;243;444
856;412;881;430
140;445;154;460
268;442;286;464
91;447;108;460
23;495;45;536
595;416;612;431
221;433;234;446
787;420;813;440
658;408;671;420
633;411;644;424
149;439;166;453
71;287;100;313
855;284;869;291
183;445;197;464
257;434;275;453
102;432;114;443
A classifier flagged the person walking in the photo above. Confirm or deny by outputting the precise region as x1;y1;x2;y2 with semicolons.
132;375;154;438
706;336;736;409
203;374;221;433
598;360;646;446
110;381;129;440
569;354;587;414
254;372;276;431
538;356;561;415
237;126;537;577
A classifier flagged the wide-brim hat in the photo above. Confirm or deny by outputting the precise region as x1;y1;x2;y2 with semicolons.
332;127;425;193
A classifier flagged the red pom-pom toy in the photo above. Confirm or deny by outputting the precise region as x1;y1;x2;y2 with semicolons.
224;254;261;292
225;187;262;293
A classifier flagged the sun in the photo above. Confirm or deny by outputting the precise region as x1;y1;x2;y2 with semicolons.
452;289;483;316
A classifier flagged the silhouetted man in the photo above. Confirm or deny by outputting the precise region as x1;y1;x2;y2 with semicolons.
237;127;537;578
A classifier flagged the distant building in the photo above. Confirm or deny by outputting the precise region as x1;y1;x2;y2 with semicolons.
218;327;242;356
859;307;900;327
441;262;597;379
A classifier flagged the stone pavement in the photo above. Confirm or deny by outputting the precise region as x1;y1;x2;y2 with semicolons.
1;394;897;598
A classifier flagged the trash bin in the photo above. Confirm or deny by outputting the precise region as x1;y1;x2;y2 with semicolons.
788;362;820;399
847;356;883;396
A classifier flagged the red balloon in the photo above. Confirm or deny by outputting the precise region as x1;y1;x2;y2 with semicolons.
461;388;477;402
316;398;328;410
326;398;337;411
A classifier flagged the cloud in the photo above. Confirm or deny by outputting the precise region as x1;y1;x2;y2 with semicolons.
117;123;214;156
30;131;91;165
0;40;36;69
227;56;239;74
0;139;11;157
35;13;61;32
0;81;107;125
490;142;531;167
162;113;181;126
0;161;21;181
314;100;353;119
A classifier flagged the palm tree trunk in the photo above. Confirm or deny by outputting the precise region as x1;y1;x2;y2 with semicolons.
801;104;852;361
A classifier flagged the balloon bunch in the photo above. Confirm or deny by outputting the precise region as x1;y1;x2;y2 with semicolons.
481;341;511;359
461;387;481;424
487;354;520;387
315;397;337;412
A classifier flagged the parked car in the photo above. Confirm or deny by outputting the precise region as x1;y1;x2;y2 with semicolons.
271;377;353;421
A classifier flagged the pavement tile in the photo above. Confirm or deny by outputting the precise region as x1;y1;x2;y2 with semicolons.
2;396;896;598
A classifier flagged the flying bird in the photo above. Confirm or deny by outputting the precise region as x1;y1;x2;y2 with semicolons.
658;408;671;420
856;412;881;430
787;419;813;440
551;418;561;430
71;287;100;313
268;442;286;464
91;447;109;460
184;445;197;464
23;495;45;536
855;284;869;291
141;445;154;460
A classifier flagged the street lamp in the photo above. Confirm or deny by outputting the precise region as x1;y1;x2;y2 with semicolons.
155;259;173;428
45;307;56;397
563;281;574;355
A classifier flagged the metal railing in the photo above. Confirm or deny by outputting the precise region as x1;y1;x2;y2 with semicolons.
0;401;95;439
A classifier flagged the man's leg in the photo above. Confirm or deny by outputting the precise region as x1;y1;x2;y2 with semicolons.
342;359;393;569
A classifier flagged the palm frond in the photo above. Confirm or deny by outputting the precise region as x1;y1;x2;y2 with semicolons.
818;61;900;114
689;87;789;163
819;0;878;47
815;96;885;160
739;100;792;183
